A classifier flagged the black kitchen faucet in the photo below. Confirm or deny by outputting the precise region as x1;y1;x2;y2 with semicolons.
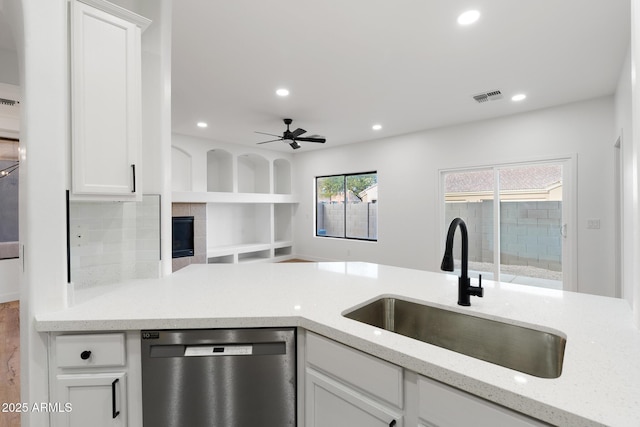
441;217;484;306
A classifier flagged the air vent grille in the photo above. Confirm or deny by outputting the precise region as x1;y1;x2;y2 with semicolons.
472;90;503;104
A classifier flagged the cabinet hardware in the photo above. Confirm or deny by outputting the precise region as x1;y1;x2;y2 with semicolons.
389;420;396;427
80;350;91;360
131;164;136;193
112;378;120;418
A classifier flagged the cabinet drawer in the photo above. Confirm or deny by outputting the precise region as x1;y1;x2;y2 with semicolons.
418;375;548;427
55;333;125;368
306;332;403;408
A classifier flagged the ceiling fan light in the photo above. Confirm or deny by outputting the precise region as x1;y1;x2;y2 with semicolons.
289;141;301;149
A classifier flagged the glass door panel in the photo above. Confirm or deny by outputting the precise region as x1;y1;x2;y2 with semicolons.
498;164;563;290
443;169;495;281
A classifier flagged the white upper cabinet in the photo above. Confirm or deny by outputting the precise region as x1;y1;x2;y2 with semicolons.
70;0;150;200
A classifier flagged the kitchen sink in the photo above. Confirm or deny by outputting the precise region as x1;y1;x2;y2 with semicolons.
343;297;566;378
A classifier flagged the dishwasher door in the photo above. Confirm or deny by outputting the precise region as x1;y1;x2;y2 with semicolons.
141;328;296;427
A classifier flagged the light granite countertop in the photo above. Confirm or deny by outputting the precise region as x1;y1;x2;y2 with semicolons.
36;262;640;426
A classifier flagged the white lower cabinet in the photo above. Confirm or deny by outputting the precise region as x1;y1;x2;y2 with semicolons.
416;375;548;427
49;332;142;427
54;372;127;427
306;369;402;427
304;332;403;427
303;331;549;427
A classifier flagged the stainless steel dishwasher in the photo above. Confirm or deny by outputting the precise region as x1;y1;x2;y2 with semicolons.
141;328;296;427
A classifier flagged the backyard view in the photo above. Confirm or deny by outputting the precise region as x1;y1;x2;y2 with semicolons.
444;164;563;289
316;172;378;240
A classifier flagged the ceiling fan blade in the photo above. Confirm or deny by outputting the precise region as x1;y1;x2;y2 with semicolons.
255;131;283;138
295;137;326;143
256;138;283;144
290;128;306;138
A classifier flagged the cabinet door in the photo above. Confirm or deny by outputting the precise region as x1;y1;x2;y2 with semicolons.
70;0;142;199
306;369;402;427
53;372;127;427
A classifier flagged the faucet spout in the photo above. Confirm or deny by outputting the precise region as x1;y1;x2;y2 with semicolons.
441;218;483;306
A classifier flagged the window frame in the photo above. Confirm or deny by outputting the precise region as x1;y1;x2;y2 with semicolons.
315;171;378;242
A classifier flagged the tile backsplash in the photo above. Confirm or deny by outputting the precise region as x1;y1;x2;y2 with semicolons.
69;195;161;287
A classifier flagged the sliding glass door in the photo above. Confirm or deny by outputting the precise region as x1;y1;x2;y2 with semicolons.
442;159;573;291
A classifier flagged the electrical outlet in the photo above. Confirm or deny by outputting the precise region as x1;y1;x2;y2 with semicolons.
586;219;601;229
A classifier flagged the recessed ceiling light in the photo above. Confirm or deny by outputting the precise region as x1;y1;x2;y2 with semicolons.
372;124;382;131
457;10;480;26
276;88;290;97
511;94;527;102
197;122;208;128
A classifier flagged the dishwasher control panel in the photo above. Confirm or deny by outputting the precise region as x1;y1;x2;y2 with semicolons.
184;345;253;356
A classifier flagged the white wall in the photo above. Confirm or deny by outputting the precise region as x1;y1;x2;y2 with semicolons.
0;48;19;85
293;96;617;297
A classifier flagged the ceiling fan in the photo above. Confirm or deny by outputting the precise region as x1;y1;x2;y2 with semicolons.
255;118;326;149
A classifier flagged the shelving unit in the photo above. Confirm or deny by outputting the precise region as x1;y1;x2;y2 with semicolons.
172;143;297;264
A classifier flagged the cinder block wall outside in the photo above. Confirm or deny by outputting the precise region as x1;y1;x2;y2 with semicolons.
318;202;377;240
445;201;562;271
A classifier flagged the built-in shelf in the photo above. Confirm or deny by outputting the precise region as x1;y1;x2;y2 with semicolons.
207;149;233;192
238;154;269;193
172;141;296;264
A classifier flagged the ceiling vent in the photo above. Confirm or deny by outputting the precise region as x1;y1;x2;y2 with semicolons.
472;90;503;103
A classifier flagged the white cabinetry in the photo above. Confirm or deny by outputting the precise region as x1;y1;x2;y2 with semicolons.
416;375;548;427
172;145;297;263
303;332;549;427
70;0;150;200
305;332;403;427
49;332;142;427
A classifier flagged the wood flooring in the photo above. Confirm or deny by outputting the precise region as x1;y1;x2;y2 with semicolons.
0;301;19;427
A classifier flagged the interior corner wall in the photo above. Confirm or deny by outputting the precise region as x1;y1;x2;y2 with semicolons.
292;96;617;298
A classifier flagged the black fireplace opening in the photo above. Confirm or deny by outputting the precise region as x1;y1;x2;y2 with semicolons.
172;216;194;258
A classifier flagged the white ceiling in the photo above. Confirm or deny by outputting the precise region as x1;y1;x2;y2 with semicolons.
172;0;631;152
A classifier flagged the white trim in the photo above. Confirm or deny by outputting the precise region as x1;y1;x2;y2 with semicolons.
75;0;151;31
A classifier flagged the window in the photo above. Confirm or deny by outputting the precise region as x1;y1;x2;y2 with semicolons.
0;137;19;260
316;172;377;241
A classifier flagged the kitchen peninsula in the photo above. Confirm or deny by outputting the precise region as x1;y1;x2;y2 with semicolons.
36;262;640;426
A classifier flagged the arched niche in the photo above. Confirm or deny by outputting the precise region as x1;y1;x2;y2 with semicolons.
207;149;233;192
237;153;269;193
171;146;192;191
273;158;291;194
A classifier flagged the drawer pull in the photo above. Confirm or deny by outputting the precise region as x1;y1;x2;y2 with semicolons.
80;350;92;360
112;378;120;418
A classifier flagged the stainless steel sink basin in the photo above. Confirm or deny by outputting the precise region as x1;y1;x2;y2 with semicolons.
343;297;566;378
